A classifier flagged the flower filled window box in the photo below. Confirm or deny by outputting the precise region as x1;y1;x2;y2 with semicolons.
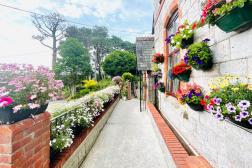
176;83;205;111
184;39;213;71
201;0;252;32
204;75;252;129
171;60;192;82
152;53;164;64
0;64;63;124
166;21;197;49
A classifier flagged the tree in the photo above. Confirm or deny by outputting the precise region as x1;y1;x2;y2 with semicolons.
102;50;136;77
32;12;66;69
109;36;136;53
55;38;92;96
66;26;136;80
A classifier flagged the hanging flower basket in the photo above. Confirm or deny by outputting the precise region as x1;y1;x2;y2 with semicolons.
187;103;204;111
184;39;213;71
152;53;164;64
181;36;194;49
0;104;48;125
172;61;192;82
176;83;205;112
215;2;252;32
177;70;192;82
166;21;196;49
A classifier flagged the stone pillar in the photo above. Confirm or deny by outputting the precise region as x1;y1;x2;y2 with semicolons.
0;112;51;168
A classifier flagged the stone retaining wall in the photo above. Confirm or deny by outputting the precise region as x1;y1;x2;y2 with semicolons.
62;98;120;168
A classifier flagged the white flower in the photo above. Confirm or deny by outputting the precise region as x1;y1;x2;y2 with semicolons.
13;105;23;113
30;95;37;100
28;103;40;109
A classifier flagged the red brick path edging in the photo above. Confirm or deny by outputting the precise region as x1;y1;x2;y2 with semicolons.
147;103;212;168
50;97;118;168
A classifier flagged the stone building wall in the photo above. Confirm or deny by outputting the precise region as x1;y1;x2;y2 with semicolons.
153;0;252;167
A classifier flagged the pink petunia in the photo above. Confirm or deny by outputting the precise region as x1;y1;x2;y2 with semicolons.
0;97;13;108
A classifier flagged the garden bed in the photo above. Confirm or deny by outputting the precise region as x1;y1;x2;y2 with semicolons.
50;96;119;168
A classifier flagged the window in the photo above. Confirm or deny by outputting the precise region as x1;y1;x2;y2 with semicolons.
166;10;180;95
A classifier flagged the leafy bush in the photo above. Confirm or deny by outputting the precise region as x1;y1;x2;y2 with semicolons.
83;80;97;90
122;72;134;82
102;50;137;76
50;86;120;152
112;76;123;85
96;78;113;90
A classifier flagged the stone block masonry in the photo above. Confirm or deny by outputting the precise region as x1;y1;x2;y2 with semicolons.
0;112;51;168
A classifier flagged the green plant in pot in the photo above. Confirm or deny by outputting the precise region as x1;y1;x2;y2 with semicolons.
184;38;213;71
171;60;192;82
0;64;63;124
204;75;252;129
201;0;252;32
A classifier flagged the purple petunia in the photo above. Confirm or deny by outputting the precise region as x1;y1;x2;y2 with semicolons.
207;104;214;112
202;38;210;43
184;55;189;64
196;60;203;65
248;118;252;125
234;115;242;122
213;98;222;105
165;34;175;44
238;100;250;111
192;56;198;61
226;103;236;114
215;113;224;121
240;111;249;119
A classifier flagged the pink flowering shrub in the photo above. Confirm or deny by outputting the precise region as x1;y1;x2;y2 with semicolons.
0;64;64;112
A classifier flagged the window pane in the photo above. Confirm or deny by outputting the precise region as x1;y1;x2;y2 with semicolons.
172;53;180;94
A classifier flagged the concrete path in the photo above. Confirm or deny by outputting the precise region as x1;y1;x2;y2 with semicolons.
80;99;168;168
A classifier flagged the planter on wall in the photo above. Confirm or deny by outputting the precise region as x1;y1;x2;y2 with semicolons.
229;119;252;129
176;69;192;82
215;2;252;33
0;104;48;125
187;103;204;112
181;36;194;49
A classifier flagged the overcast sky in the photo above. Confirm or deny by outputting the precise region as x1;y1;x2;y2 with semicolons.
0;0;153;68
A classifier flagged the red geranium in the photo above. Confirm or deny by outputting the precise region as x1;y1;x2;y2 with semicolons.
152;53;164;63
172;61;191;75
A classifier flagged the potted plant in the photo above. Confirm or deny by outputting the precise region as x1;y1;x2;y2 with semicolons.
177;83;205;111
204;75;252;129
171;60;192;82
152;53;164;64
158;82;165;93
184;38;213;71
166;21;197;49
201;0;252;32
0;64;63;124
